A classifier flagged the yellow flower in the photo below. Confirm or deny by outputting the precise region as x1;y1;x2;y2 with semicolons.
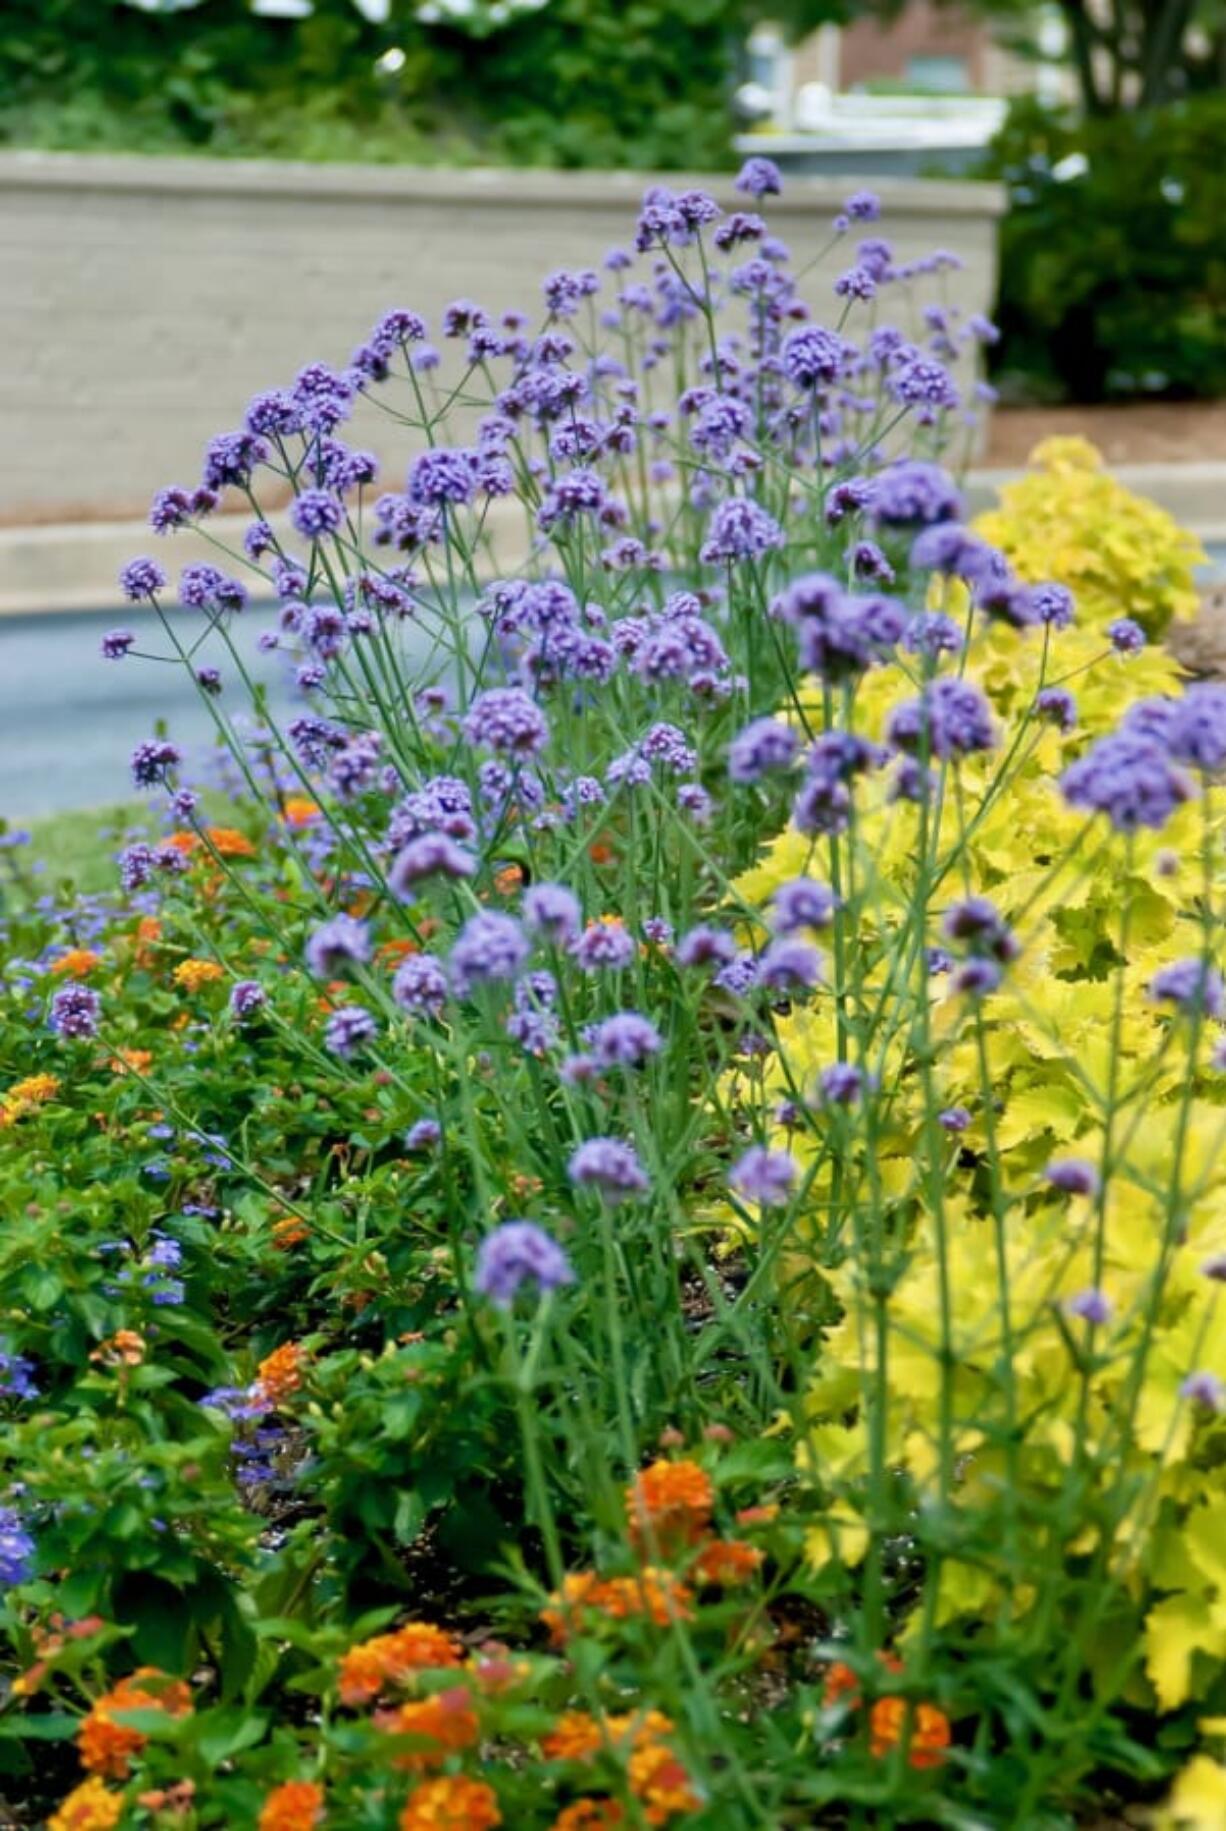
1;1071;61;1124
47;1777;124;1831
172;958;225;992
399;1777;501;1830
1159;1754;1226;1828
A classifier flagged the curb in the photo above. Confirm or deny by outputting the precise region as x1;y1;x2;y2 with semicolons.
965;463;1226;546
0;500;527;619
2;462;1224;618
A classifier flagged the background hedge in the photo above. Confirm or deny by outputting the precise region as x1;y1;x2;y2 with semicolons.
989;94;1226;403
0;0;751;169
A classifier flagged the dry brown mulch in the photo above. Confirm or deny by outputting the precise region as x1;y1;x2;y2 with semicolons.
985;402;1226;468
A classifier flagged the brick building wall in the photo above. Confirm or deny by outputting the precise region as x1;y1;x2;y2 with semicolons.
784;6;1041;99
835;3;992;91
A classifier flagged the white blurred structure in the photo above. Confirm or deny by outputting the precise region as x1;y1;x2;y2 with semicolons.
120;0;547;20
793;81;1006;143
736;11;1074;171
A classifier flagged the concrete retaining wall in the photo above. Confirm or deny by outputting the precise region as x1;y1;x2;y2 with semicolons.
1;152;1005;536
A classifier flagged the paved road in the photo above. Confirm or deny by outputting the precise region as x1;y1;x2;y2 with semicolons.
0;605;300;818
4;551;1224;818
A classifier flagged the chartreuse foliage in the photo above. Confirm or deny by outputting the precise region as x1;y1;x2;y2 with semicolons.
3;171;1226;1831
737;442;1226;1820
974;435;1204;641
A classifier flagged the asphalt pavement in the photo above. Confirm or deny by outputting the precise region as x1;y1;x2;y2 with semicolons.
0;605;294;818
4;549;1224;819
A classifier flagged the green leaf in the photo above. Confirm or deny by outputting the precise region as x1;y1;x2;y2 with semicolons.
393;1487;426;1546
214;1587;259;1703
0;1713;78;1741
192;1705;269;1767
113;1572;194;1672
21;1267;63;1310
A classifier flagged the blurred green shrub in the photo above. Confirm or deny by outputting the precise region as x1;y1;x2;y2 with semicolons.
0;0;744;169
988;95;1226;403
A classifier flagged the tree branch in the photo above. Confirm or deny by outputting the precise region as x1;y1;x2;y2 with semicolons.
1060;0;1106;111
1138;0;1196;101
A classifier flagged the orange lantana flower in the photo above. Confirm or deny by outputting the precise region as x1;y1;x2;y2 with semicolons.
77;1667;191;1778
272;1216;310;1251
376;937;419;967
282;797;321;828
869;1696;951;1770
337;1621;463;1707
538;1575;595;1645
164;825;255;859
542;1711;697;1825
691;1539;763;1587
89;1330;146;1369
542;1711;606;1763
626;1459;713;1553
822;1654;950;1769
379;1686;478;1770
51;949;102;978
133;916;162;967
551;1805;625;1830
258;1779;325;1831
254;1342;306;1407
628;1740;702;1824
541;1569;692;1644
399;1776;502;1830
543;1709;675;1765
822;1660;862;1709
205;826;257;858
136;1782;196;1814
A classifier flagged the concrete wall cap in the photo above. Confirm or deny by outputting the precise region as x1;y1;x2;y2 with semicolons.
0;148;1007;217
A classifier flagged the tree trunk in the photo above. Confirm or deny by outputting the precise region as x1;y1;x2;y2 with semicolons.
1060;0;1108;112
1138;0;1196;103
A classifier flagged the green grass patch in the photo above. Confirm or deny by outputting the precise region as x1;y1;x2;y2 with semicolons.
14;805;152;898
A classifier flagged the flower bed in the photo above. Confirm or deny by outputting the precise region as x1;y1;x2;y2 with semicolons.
2;163;1224;1829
